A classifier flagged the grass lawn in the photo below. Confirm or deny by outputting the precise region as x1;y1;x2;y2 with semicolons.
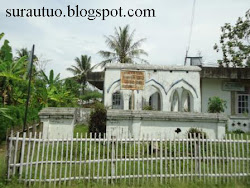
74;124;89;137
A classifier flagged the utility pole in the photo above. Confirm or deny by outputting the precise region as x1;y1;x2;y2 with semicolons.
23;45;35;133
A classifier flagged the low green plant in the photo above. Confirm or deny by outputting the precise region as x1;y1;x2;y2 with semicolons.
207;96;227;113
143;105;153;110
232;129;245;134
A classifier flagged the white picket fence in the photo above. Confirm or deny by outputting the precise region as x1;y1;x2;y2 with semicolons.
7;131;250;186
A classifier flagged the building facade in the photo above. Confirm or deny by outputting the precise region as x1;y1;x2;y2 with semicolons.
87;64;250;137
104;64;202;112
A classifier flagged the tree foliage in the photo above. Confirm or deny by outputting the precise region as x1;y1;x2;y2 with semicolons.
0;32;97;142
67;55;91;93
67;55;91;84
98;25;148;66
214;9;250;67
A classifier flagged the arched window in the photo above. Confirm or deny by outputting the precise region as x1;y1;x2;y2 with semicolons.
181;89;193;112
112;91;123;109
129;96;132;110
149;92;161;111
171;90;179;112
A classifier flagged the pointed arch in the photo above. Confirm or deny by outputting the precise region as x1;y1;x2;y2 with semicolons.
166;79;198;98
145;79;167;95
107;79;120;93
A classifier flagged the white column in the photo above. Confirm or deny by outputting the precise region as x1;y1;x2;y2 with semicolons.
134;90;143;110
123;93;130;110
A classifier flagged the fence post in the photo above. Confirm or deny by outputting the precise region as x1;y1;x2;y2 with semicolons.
97;133;101;182
164;135;167;183
102;133;106;184
229;134;233;182
7;130;14;180
198;134;201;180
125;135;128;183
29;132;37;186
111;136;115;184
89;133;92;183
106;134;110;185
54;137;59;186
19;132;26;182
160;136;163;183
226;134;229;182
34;132;42;186
246;135;249;184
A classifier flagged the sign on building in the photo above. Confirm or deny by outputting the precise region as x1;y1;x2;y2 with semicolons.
121;70;145;90
222;82;245;91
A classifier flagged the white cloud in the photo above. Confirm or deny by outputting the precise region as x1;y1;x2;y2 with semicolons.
0;0;249;78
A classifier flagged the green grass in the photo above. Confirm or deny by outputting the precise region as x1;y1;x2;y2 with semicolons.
74;124;89;137
2;178;250;188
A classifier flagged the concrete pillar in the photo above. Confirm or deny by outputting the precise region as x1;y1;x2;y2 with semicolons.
39;108;76;139
123;93;130;110
134;90;143;110
177;88;183;112
131;118;141;139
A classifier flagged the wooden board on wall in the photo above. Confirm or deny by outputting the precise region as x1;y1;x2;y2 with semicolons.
120;70;145;90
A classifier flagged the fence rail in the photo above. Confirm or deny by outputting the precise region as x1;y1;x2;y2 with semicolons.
7;131;250;185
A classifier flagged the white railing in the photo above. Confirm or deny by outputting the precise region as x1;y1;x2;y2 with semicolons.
7;131;250;186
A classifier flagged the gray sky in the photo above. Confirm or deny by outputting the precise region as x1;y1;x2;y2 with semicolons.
0;0;249;78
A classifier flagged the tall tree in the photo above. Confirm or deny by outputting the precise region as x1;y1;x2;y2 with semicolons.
0;36;27;105
98;25;148;66
214;9;250;67
67;55;91;93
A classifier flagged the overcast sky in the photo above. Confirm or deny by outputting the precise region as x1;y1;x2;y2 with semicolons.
0;0;249;78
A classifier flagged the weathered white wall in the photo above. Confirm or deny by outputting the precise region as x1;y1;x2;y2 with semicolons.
75;108;91;125
104;64;201;112
39;108;76;139
41;118;75;139
107;110;227;139
201;79;231;115
228;116;250;132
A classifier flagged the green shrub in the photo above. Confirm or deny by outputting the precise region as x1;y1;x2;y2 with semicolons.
208;96;227;113
89;102;106;136
232;129;245;134
143;105;153;110
187;127;208;139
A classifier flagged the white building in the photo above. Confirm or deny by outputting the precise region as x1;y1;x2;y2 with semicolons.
201;67;250;133
104;64;201;112
87;64;250;138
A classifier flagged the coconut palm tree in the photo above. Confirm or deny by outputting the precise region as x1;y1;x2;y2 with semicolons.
16;48;38;60
16;48;29;59
66;55;91;93
98;25;148;66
